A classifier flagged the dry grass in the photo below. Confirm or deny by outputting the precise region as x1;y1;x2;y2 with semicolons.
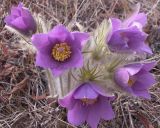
0;0;160;128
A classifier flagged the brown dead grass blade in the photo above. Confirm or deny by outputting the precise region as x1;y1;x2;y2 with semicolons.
10;77;28;94
135;112;154;128
31;93;47;101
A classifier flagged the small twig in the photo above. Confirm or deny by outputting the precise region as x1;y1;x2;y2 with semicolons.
55;118;77;128
147;0;160;15
120;99;129;128
127;103;135;128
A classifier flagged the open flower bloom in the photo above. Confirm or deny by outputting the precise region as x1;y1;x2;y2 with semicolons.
107;5;152;54
4;3;36;35
59;83;115;128
114;62;156;99
31;25;89;76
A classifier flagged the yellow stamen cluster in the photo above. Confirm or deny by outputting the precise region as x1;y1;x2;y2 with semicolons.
81;98;97;105
52;43;71;62
128;79;135;87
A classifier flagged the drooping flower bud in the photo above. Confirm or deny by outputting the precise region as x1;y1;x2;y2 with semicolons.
4;3;37;36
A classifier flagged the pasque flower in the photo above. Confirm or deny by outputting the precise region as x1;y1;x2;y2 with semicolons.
4;3;36;35
31;25;89;76
107;6;152;54
114;62;156;99
59;83;115;128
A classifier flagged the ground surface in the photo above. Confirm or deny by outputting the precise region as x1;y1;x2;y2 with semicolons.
0;0;160;128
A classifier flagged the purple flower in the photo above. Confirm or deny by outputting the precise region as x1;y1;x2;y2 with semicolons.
4;3;36;35
59;83;115;128
114;62;156;99
31;25;89;76
107;7;152;54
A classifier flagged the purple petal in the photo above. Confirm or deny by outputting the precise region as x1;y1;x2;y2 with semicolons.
58;90;76;110
125;28;147;49
35;52;56;68
87;102;101;128
132;72;156;91
72;32;89;49
67;101;87;126
21;9;37;32
11;17;27;30
68;48;83;68
133;13;147;27
114;68;129;87
4;16;14;25
122;3;147;29
124;63;143;76
111;18;122;31
139;43;152;54
133;90;151;99
122;3;147;28
18;2;23;8
31;34;52;53
142;61;157;71
73;83;98;99
107;18;122;42
48;25;72;43
51;68;64;76
99;96;115;120
108;29;129;51
108;26;149;53
124;86;134;94
91;83;115;99
10;6;21;17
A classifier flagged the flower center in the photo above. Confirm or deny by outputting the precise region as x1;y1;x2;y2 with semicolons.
120;32;129;44
128;79;135;87
81;98;97;105
51;43;71;62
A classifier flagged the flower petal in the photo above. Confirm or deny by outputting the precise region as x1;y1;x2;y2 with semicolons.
142;61;157;71
139;44;153;54
11;17;27;30
51;68;65;76
58;89;76;110
31;34;52;53
133;13;147;27
86;100;101;128
91;83;115;99
122;3;147;28
21;9;37;32
124;86;134;94
35;52;55;68
111;18;122;31
114;68;129;87
67;101;87;126
48;25;72;43
73;83;98;99
69;48;83;68
133;90;151;99
99;96;115;120
132;71;156;91
124;63;143;76
4;16;14;25
72;32;89;49
11;6;21;17
125;28;147;50
108;29;129;51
